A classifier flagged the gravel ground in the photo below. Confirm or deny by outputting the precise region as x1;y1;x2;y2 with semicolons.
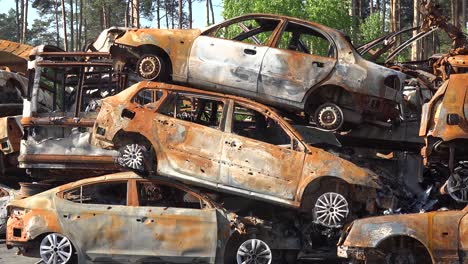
0;235;41;264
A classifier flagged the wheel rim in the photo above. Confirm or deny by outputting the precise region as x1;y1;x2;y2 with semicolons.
138;55;161;80
236;239;272;264
118;144;145;171
40;233;73;264
316;103;344;130
447;172;468;203
314;192;349;228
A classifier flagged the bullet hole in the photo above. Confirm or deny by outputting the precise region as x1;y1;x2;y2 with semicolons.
201;168;205;173
107;206;112;210
248;172;253;175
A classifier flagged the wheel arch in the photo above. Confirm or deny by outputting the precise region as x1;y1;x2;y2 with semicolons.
374;234;434;263
134;44;173;80
298;176;351;210
111;130;158;171
304;84;355;113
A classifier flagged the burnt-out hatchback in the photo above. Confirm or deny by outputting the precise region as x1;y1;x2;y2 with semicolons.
6;172;299;264
111;14;405;131
91;81;384;228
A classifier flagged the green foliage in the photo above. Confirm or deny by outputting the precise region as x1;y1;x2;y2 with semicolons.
359;12;384;45
0;9;19;42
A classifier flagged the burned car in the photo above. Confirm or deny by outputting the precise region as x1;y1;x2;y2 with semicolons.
6;172;300;264
337;205;468;263
0;183;16;234
91;81;385;228
111;14;405;130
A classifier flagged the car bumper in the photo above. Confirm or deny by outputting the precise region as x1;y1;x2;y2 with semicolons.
337;245;366;261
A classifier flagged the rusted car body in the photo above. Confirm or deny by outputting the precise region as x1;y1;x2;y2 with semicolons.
6;172;300;263
0;183;16;234
0;39;32;75
111;14;405;130
337;206;468;263
91;81;384;228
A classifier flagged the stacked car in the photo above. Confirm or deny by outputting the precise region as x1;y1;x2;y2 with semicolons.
0;1;467;263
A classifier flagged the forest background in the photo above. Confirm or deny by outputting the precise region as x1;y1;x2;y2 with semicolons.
0;0;466;62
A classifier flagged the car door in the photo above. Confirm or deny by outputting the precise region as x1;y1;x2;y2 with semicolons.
220;101;305;202
188;17;282;97
459;206;468;263
130;180;218;263
260;21;337;103
155;92;226;184
55;180;133;262
430;209;467;263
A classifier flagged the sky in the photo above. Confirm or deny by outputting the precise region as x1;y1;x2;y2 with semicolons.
0;0;224;32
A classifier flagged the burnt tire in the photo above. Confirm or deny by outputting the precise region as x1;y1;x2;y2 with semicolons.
314;103;344;131
447;163;468;203
136;54;167;81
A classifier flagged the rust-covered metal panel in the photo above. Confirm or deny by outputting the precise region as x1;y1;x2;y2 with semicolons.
0;40;32;74
0;116;22;155
420;74;468;142
338;206;468;263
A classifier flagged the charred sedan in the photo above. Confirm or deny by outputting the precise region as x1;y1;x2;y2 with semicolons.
337;206;468;263
111;14;405;130
91;81;384;228
6;172;299;264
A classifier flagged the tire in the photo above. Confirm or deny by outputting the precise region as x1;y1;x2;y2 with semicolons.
302;181;351;228
39;233;76;264
117;143;156;175
136;54;168;81
224;235;273;264
314;103;344;131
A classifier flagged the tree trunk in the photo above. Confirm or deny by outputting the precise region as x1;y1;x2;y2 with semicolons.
70;0;74;51
21;0;28;44
102;5;107;30
382;0;386;31
376;0;380;11
369;0;373;14
178;0;182;29
54;0;60;47
133;0;139;28
61;0;68;51
156;0;160;29
188;0;192;28
411;0;419;61
206;0;210;25
452;0;460;27
20;0;24;43
75;0;79;50
78;0;82;50
171;1;175;29
209;0;214;24
165;0;169;29
463;0;467;31
15;0;20;42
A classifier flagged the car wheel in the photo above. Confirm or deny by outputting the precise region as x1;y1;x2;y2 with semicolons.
313;192;350;228
236;238;272;264
314;103;344;131
40;233;74;264
117;144;147;171
136;54;166;81
446;164;468;203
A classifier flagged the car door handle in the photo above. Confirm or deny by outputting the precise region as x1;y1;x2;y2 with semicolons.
312;61;325;68
244;49;257;55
